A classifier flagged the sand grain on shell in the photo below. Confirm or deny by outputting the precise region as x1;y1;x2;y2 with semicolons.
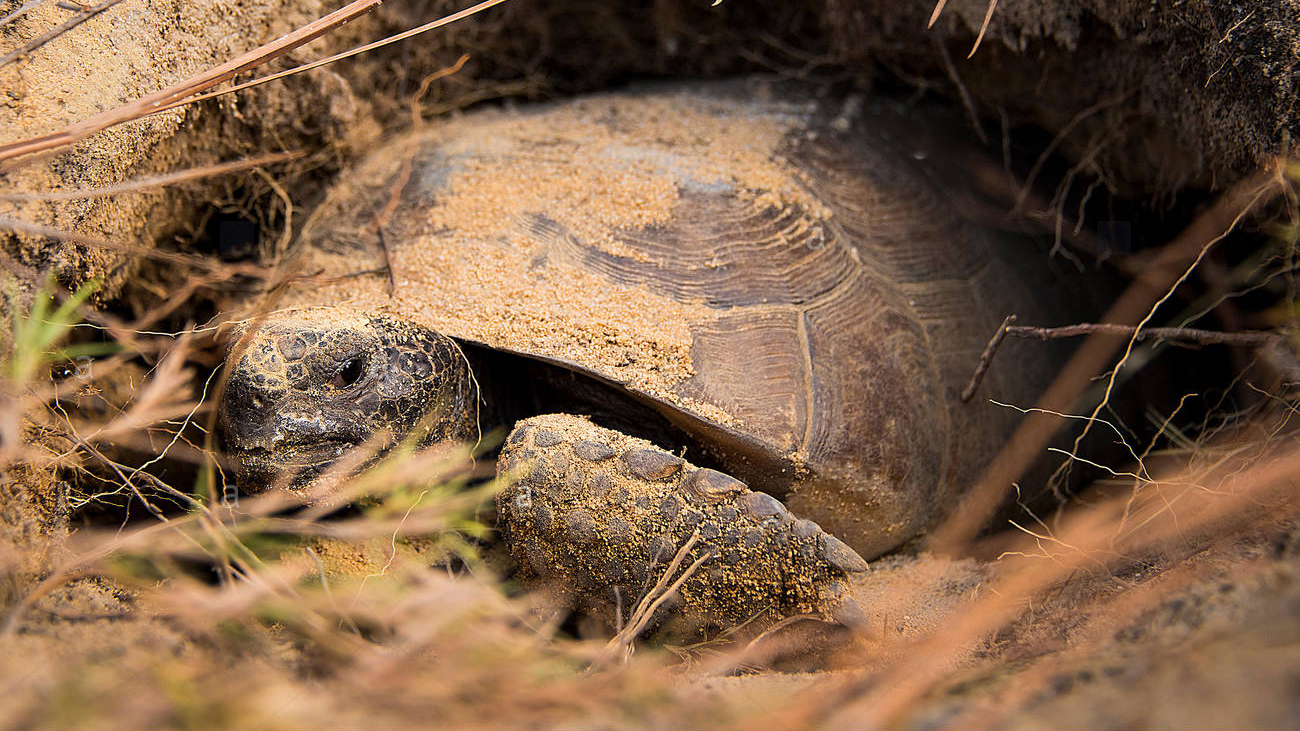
420;94;830;258
280;91;821;422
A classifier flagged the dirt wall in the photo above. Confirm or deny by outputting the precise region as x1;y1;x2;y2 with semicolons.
0;0;378;298
2;0;1296;301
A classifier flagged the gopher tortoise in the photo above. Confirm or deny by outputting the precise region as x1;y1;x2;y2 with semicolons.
218;80;1073;630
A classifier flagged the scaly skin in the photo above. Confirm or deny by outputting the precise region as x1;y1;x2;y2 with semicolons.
497;413;867;632
219;310;869;632
219;309;478;490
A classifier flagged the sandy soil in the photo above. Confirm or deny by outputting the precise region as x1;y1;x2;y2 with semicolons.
3;0;1296;301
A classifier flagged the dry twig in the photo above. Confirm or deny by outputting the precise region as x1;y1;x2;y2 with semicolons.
931;164;1286;554
961;316;1287;401
960;314;1016;402
0;0;48;27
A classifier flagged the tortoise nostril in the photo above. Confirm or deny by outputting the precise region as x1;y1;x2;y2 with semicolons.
330;355;366;389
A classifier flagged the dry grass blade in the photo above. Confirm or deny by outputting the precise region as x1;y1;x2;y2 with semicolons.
149;2;506;117
0;0;390;163
599;531;706;664
0;0;516;165
0;151;303;201
968;0;1000;56
0;0;126;69
927;0;950;27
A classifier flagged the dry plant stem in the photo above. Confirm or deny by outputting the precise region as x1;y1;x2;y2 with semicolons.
370;54;470;294
0;0;391;163
0;0;47;27
609;552;712;662
930;165;1285;554
0;0;514;166
598;531;705;664
968;0;1000;57
961;318;1286;401
934;36;987;144
0;151;302;201
0;0;126;69
1006;322;1284;346
149;5;501;118
0;217;268;275
960;314;1016;402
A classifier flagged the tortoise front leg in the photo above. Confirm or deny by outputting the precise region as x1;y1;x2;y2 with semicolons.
495;413;869;635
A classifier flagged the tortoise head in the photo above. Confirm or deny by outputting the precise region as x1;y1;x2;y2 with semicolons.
217;308;477;492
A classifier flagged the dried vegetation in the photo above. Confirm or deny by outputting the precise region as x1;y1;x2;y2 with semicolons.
0;0;1299;727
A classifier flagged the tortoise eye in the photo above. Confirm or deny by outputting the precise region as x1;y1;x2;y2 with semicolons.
330;355;366;389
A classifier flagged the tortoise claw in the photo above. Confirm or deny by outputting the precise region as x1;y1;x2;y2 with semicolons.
824;582;870;632
821;535;870;573
497;413;869;633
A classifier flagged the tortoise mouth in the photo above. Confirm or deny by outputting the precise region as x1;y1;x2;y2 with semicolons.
230;439;362;491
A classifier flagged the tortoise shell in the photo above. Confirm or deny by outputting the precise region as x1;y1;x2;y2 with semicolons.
271;80;1070;558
